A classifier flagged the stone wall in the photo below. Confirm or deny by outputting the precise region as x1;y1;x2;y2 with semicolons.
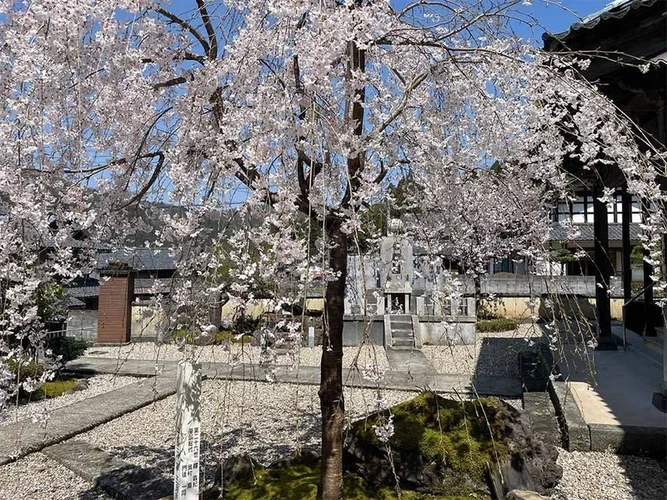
483;297;624;320
131;305;170;341
415;318;476;345
342;317;384;346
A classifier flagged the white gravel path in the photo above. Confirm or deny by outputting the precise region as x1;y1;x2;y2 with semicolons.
85;343;390;371
0;374;139;428
0;452;109;500
74;379;417;485
422;323;544;377
553;449;667;500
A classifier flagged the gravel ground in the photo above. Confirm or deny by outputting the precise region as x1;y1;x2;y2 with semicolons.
0;374;139;428
422;323;544;377
553;449;667;500
85;343;390;371
0;452;110;500
75;379;417;485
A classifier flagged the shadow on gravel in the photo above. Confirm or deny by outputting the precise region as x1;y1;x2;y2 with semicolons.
474;335;543;380
75;449;173;500
616;452;667;500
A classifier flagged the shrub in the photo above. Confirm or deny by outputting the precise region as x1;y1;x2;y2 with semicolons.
476;318;517;333
6;358;45;381
47;336;89;364
172;329;195;344
214;330;253;344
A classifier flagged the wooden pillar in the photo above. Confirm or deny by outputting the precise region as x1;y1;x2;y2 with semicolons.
621;187;632;305
97;262;134;344
593;183;614;348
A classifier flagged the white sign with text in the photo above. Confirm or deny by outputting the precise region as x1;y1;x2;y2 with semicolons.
174;359;202;500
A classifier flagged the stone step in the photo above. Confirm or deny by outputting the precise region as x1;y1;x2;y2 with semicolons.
392;338;414;347
391;321;413;330
390;314;412;321
42;440;172;500
391;329;414;338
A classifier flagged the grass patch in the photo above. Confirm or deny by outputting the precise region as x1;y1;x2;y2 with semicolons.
38;378;78;398
476;318;517;333
222;463;472;500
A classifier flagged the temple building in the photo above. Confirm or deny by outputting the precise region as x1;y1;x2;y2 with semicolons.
543;0;666;344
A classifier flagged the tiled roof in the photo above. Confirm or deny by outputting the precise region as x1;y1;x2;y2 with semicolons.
543;0;659;43
134;278;173;294
67;296;86;308
97;248;178;271
549;223;642;241
66;286;100;298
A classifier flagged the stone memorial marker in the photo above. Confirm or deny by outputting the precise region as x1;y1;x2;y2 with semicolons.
308;326;315;346
174;359;202;500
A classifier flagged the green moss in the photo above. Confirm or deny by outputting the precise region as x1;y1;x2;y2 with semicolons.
476;318;517;333
39;378;78;398
349;392;509;488
222;463;475;500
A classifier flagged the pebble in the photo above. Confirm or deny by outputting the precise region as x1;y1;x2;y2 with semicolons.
422;323;543;377
75;379;418;485
0;453;110;500
0;375;139;428
553;449;667;500
85;343;390;371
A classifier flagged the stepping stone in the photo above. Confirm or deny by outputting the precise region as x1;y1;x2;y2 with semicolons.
43;440;172;500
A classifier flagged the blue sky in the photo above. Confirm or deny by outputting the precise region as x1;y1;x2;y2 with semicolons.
389;0;615;45
167;0;616;47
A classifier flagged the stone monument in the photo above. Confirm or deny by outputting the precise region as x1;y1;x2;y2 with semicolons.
174;359;202;500
379;218;413;313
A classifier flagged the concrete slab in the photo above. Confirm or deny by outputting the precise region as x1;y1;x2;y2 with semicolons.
0;377;176;466
523;392;562;448
42;440;172;499
69;357;523;397
385;348;435;374
548;380;590;452
558;344;666;429
588;423;667;457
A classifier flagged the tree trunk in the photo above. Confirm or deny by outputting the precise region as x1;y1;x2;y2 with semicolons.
318;226;347;500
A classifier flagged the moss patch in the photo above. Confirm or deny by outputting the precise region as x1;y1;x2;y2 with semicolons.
348;392;510;496
221;463;472;500
38;378;79;398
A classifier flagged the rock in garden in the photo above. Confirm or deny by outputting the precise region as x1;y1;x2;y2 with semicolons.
344;391;562;498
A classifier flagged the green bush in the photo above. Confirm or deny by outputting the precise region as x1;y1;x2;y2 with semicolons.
172;329;196;343
476;318;517;333
214;330;253;344
6;358;45;381
47;336;89;364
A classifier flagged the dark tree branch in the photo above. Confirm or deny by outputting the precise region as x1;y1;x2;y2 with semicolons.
196;0;218;58
118;152;165;209
154;7;211;56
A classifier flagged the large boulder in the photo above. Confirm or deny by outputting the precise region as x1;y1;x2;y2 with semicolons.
344;392;562;497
